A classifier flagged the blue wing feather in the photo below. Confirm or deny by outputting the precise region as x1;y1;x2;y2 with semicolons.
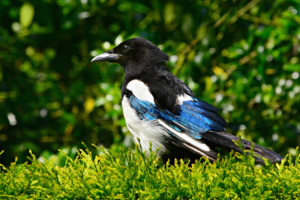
192;98;220;111
128;95;226;139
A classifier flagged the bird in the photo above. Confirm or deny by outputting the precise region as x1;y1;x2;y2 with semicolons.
91;38;283;164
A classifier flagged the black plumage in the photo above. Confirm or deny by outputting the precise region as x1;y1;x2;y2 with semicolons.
91;37;283;164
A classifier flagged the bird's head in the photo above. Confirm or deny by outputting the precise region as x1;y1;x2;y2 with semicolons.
91;38;169;74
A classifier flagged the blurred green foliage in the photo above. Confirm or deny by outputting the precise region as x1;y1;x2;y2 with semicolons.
0;0;300;166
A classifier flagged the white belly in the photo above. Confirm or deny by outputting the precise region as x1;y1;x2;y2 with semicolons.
121;96;167;155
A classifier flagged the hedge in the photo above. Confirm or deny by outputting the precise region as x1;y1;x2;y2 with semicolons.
1;141;299;199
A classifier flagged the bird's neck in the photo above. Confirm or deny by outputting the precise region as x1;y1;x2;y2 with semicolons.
124;63;169;78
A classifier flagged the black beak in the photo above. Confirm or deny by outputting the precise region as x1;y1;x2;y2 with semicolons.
91;50;122;63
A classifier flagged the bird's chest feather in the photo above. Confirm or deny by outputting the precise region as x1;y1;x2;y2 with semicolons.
121;80;167;155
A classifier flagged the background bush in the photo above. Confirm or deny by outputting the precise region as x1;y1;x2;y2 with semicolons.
1;0;300;166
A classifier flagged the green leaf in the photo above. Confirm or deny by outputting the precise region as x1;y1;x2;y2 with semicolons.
283;64;300;72
20;2;34;28
164;3;175;25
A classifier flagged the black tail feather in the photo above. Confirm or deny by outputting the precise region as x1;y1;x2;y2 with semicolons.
202;131;283;164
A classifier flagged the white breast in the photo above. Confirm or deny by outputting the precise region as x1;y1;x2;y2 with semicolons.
122;95;167;155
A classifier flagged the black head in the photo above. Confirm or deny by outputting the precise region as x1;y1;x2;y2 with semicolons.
91;38;169;74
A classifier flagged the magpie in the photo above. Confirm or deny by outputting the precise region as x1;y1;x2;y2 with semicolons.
91;38;283;164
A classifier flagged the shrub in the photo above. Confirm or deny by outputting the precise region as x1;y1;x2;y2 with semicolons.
0;143;299;199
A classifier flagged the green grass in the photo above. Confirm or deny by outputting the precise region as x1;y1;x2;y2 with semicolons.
0;141;300;199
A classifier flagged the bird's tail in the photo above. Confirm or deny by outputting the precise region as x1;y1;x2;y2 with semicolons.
202;131;283;164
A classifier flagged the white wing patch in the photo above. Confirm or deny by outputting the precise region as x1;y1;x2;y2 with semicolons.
127;80;155;104
177;94;194;105
158;119;210;152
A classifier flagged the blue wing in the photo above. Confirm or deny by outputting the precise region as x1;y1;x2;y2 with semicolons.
128;94;227;140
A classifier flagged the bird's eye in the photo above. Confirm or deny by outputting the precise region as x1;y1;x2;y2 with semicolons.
123;45;131;52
